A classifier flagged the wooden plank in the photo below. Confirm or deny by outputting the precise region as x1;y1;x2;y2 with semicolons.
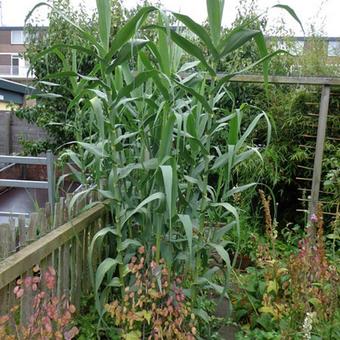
60;244;70;298
21;211;38;325
296;209;337;216
0;283;9;315
46;151;55;209
61;205;70;299
299;144;315;149
27;213;38;244
226;74;340;86
0;224;10;314
70;238;77;306
0;201;107;290
298;198;338;205
40;208;48;236
65;193;73;220
39;209;50;291
53;201;62;230
297;165;313;170
45;202;52;231
56;198;66;299
7;218;16;311
310;85;331;217
305;102;319;105
18;215;27;250
303;134;340;141
74;230;84;308
0;224;10;261
298;188;335;195
7;218;16;256
307;113;339;118
82;226;89;293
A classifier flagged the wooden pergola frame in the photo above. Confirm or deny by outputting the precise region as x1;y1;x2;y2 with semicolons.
227;74;340;218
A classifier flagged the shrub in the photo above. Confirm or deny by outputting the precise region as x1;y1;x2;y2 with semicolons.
0;266;78;340
105;246;196;339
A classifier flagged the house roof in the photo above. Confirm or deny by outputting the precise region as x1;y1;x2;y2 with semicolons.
0;78;35;104
0;78;34;94
0;26;48;31
0;26;24;31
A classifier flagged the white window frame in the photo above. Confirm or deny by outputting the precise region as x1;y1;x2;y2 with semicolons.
11;30;25;45
292;40;304;55
328;40;340;57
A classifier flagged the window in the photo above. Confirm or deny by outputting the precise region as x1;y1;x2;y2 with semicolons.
291;40;304;55
11;30;25;44
11;56;19;75
328;40;340;56
274;39;304;55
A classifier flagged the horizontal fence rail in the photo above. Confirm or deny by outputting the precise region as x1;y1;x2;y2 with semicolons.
0;179;49;189
0;155;49;165
226;74;340;86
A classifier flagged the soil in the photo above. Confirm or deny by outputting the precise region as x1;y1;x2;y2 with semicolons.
218;325;240;340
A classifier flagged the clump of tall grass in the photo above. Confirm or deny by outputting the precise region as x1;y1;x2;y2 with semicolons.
27;0;303;326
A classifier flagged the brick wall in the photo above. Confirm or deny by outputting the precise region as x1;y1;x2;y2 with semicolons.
0;111;49;154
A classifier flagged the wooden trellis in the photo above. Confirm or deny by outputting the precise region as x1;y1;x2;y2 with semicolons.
227;74;340;218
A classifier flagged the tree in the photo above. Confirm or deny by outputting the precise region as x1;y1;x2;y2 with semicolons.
16;0;126;154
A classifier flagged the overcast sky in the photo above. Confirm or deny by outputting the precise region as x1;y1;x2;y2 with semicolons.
1;0;339;36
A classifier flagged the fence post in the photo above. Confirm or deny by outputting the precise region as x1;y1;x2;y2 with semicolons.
46;150;55;211
310;85;330;225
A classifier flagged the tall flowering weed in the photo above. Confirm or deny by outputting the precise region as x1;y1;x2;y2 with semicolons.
288;206;339;321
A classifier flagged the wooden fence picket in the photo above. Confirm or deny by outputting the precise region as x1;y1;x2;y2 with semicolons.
0;224;10;315
21;212;39;325
18;215;27;250
8;218;16;310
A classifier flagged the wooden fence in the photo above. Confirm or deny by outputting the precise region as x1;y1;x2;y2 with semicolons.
0;193;108;323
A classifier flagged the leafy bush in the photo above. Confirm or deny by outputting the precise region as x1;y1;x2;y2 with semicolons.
0;266;78;340
105;246;196;339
